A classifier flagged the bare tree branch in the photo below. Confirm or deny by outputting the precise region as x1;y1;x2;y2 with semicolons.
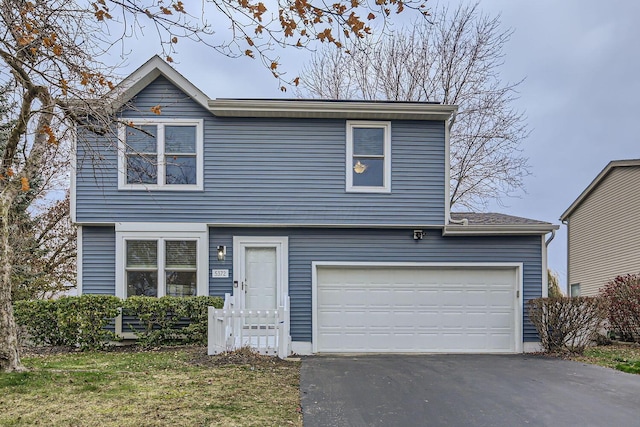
298;2;530;210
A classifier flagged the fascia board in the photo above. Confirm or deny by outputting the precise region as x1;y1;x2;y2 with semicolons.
443;224;559;236
209;99;458;121
104;56;210;114
560;159;640;221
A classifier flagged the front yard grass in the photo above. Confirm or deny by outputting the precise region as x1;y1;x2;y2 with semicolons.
571;344;640;374
0;347;302;427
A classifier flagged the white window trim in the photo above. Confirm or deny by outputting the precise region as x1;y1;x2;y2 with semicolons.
346;120;391;193
117;118;204;191
115;224;208;298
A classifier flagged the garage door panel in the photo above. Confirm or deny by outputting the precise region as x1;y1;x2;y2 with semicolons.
316;266;517;353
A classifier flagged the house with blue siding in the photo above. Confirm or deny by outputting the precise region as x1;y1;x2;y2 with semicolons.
73;56;558;355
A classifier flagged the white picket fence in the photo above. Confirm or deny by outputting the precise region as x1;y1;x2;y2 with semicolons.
208;294;290;358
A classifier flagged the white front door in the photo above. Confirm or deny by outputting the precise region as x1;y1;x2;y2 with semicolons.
234;237;288;310
245;247;277;309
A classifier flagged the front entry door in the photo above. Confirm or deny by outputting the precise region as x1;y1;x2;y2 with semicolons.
245;247;277;309
233;237;288;310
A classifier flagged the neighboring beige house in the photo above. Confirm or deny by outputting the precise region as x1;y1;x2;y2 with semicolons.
560;159;640;297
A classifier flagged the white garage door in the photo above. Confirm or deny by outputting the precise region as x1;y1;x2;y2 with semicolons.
315;265;519;353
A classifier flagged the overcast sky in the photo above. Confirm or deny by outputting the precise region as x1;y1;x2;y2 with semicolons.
118;0;640;291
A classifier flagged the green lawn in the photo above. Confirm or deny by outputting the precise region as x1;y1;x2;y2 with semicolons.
572;344;640;374
0;347;302;427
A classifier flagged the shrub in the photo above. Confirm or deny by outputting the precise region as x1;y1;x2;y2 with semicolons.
121;296;223;347
14;295;121;349
14;299;70;347
527;296;607;354
600;274;640;342
15;295;224;349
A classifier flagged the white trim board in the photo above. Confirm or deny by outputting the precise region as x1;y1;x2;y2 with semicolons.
345;120;392;194
76;226;83;295
311;261;524;354
117;118;204;191
232;236;289;308
115;224;209;298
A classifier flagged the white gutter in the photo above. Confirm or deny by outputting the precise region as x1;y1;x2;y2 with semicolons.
443;224;559;236
209;99;458;121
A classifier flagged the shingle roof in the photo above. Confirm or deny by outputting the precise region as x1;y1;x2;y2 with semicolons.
450;212;552;226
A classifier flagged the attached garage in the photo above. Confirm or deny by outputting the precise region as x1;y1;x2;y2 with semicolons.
313;263;522;354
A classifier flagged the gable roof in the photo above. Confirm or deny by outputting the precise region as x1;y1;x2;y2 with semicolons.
560;159;640;221
105;56;457;121
105;55;210;113
445;212;557;235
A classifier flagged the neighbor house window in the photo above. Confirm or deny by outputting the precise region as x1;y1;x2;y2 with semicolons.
346;121;391;193
570;283;581;297
119;119;203;190
115;225;208;299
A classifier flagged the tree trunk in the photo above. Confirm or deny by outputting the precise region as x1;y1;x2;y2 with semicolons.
0;195;25;372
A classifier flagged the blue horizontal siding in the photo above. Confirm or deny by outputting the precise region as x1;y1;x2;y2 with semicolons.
82;226;116;295
75;76;446;226
209;228;543;343
81;225;542;343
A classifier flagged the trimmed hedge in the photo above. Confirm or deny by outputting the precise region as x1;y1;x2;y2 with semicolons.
14;295;121;350
121;296;223;347
14;295;223;350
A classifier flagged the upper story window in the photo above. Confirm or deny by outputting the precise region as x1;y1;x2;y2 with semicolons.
346;121;391;193
118;119;204;190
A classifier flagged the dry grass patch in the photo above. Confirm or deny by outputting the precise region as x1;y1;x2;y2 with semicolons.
0;347;301;427
570;344;640;374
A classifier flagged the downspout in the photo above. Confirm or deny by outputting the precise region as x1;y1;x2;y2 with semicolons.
541;230;556;298
449;217;469;226
545;229;556;246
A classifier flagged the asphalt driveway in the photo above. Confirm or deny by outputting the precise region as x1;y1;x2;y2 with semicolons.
300;354;640;427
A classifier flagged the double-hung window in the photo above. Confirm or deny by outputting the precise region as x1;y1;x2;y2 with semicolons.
346;121;391;193
115;225;208;299
119;119;203;190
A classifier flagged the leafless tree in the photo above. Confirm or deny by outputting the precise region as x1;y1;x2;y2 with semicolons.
298;2;530;210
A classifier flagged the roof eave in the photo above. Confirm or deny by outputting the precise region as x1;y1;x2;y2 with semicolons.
443;224;559;236
560;159;640;221
104;56;210;114
208;99;458;121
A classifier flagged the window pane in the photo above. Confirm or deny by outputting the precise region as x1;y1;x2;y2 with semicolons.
127;154;158;184
127;271;158;297
353;128;384;156
165;126;196;153
165;156;196;185
165;240;197;268
127;240;158;268
126;125;157;153
352;158;384;187
166;271;197;297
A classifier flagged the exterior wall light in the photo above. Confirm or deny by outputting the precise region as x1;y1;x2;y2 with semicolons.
217;245;226;261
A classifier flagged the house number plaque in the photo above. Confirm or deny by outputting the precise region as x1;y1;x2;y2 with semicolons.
212;269;229;278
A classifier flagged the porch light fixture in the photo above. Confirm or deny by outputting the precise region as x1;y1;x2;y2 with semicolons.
413;230;424;240
217;245;226;261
